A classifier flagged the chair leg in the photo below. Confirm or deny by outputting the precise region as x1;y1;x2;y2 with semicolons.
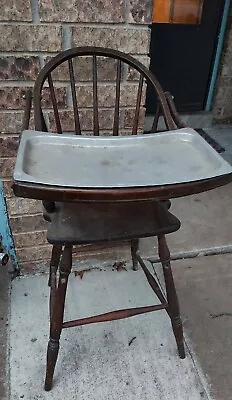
44;245;72;391
158;235;185;359
48;245;62;287
131;239;139;271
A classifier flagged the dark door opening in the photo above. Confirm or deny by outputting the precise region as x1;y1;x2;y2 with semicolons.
146;0;226;113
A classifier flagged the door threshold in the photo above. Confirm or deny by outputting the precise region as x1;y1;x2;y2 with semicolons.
145;111;213;131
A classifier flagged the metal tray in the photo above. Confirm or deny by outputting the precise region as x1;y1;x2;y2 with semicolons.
14;128;232;189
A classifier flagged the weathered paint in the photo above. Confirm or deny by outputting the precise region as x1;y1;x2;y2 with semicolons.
0;180;19;271
205;0;231;111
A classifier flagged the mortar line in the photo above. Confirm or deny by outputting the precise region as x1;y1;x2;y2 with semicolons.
0;52;60;57
39;55;45;69
62;25;71;50
0;21;149;28
124;0;130;24
31;0;40;24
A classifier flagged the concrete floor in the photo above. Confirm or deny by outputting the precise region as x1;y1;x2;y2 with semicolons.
9;267;212;400
173;254;232;400
205;126;232;165
140;182;232;260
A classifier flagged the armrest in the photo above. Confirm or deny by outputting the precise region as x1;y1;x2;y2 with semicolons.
22;90;33;131
164;92;187;129
146;92;186;134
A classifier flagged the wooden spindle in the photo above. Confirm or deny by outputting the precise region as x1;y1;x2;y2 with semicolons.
92;55;99;135
113;59;121;136
68;59;81;134
151;101;161;133
62;304;167;329
48;74;62;134
132;75;143;135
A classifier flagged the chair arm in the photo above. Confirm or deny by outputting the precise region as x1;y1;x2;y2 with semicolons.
164;92;187;129
22;90;33;131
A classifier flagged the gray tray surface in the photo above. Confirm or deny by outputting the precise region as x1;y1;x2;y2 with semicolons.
13;128;232;188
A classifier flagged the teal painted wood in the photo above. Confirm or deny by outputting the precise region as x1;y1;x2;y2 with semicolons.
0;181;19;271
205;0;231;111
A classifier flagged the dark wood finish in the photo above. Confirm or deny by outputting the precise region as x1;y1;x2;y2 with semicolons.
151;101;161;133
48;245;62;287
135;251;169;311
92;55;99;135
63;304;167;329
132;75;144;135
68;59;81;135
164;92;187;129
113;59;121;136
45;245;72;391
12;173;232;203
158;235;185;358
33;47;175;132
22;90;33;131
131;238;139;271
46;201;180;245
47;74;62;134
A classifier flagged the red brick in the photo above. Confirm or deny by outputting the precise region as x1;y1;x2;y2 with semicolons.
2;180;14;198
126;56;150;81
0;112;23;134
0;158;15;178
46;56;119;82
128;0;153;24
19;259;50;275
124;108;146;130
0;135;19;157
0;25;62;52
14;231;47;248
16;245;52;263
69;84;145;109
71;27;150;54
0;56;40;81
0;112;35;134
10;214;48;234
0;0;32;21
39;0;124;23
49;108;120;132
6;198;42;216
0;87;67;110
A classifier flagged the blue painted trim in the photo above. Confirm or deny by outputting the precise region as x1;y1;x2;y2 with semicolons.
0;181;19;271
205;0;231;111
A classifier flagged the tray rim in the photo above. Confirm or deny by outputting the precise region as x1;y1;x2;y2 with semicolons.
14;128;232;189
12;172;232;202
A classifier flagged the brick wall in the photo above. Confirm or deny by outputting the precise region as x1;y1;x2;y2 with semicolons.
213;16;232;123
0;0;152;273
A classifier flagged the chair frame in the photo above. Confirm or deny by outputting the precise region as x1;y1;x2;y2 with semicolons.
15;46;223;391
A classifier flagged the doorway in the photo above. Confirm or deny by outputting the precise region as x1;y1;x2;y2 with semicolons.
146;0;226;113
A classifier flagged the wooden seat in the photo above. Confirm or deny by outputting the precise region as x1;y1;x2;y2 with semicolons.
46;201;180;245
21;47;186;391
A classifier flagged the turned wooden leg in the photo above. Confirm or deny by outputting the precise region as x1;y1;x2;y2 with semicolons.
158;235;185;359
131;239;139;271
44;245;72;391
48;245;62;287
